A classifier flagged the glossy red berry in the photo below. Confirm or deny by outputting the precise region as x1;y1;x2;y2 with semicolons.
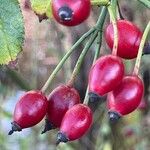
56;104;92;144
107;75;144;122
42;85;80;133
52;0;91;26
105;20;142;59
88;54;124;101
9;91;48;135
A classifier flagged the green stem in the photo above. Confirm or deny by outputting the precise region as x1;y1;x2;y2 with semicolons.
67;30;98;87
107;3;118;56
83;7;108;105
137;0;150;8
111;0;118;18
41;6;108;93
94;32;103;62
133;21;150;75
83;32;103;105
41;28;95;93
96;7;108;27
91;0;110;6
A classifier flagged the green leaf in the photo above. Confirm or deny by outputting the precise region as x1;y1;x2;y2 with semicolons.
31;0;52;19
0;0;24;65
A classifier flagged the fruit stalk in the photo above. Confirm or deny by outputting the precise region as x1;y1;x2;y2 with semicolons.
41;6;108;93
67;7;108;86
111;0;117;18
94;31;103;62
107;4;118;56
84;32;103;105
67;30;98;87
83;7;108;105
41;28;95;93
133;21;150;75
91;0;110;6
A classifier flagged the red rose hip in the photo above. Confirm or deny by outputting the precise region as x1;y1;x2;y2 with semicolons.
42;85;80;133
88;54;124;102
56;104;93;144
9;90;48;135
52;0;91;26
107;75;144;122
105;20;142;59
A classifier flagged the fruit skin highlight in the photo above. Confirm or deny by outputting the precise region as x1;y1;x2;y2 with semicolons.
9;91;48;135
105;20;142;59
88;54;124;101
107;75;144;122
52;0;91;26
56;104;93;144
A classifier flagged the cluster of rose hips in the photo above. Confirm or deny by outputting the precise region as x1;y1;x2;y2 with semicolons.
8;0;149;146
89;19;144;121
8;0;93;144
8;85;92;144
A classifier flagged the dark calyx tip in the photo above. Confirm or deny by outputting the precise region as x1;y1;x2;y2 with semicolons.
58;6;73;21
108;111;121;123
41;119;55;134
56;132;69;146
8;122;22;135
88;92;102;103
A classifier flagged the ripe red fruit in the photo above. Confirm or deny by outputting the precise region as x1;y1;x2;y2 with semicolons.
88;54;124;101
52;0;91;26
105;20;142;59
42;85;80;133
8;91;48;135
107;75;144;122
56;104;92;144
